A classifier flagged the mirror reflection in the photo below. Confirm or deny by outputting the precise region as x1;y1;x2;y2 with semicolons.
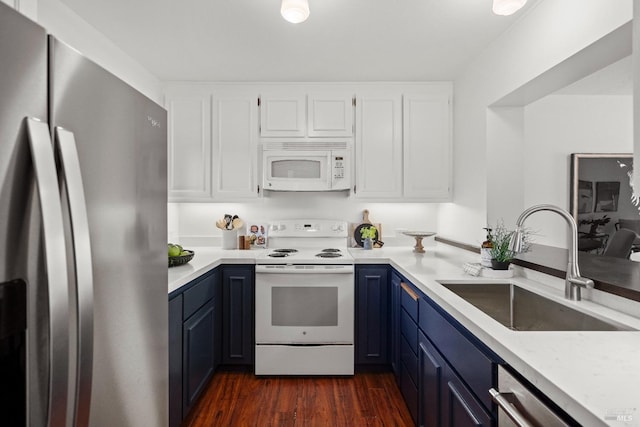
570;153;640;260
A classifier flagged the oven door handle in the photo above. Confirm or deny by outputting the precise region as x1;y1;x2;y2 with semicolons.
255;265;354;274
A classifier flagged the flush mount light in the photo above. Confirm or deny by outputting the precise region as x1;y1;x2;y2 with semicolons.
281;0;310;24
492;0;527;16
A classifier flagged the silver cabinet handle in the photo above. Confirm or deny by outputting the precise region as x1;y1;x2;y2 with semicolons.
25;118;70;427
55;127;94;427
490;388;535;427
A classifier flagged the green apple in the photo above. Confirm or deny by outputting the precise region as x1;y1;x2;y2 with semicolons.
168;244;181;257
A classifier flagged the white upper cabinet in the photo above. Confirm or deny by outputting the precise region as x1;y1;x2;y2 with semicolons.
354;91;403;198
403;87;452;201
354;84;452;201
259;93;306;137
259;90;355;138
166;91;212;201
212;89;259;199
307;93;354;137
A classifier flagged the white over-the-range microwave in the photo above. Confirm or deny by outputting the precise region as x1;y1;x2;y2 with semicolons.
262;141;352;192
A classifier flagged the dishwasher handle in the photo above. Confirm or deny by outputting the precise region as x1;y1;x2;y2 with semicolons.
490;388;535;427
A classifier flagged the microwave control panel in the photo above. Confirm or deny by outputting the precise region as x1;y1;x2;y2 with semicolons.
333;156;345;179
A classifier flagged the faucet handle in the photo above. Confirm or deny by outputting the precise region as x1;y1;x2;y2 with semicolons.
569;276;594;289
567;276;594;301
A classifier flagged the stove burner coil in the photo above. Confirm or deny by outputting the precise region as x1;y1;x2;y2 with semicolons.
321;248;341;253
315;252;343;258
268;252;290;258
273;248;298;253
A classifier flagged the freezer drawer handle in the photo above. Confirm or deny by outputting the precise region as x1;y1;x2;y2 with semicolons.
55;126;94;427
489;388;534;427
25;118;70;427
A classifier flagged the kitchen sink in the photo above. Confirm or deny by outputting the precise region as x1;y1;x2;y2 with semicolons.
439;282;634;331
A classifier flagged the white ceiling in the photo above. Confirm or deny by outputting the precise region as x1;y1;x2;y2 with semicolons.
57;0;541;82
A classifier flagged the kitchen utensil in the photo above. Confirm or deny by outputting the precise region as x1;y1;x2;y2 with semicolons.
352;210;382;247
232;217;244;230
402;231;436;253
216;219;227;229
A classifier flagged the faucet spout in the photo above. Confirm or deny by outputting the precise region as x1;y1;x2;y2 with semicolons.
512;204;594;301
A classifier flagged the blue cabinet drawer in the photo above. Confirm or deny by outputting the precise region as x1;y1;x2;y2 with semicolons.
401;309;418;355
401;335;418;387
400;360;418;424
400;282;419;322
183;273;215;320
419;296;497;412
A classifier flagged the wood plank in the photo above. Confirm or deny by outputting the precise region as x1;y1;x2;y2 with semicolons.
183;370;413;426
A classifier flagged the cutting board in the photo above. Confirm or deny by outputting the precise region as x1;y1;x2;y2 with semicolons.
351;209;382;247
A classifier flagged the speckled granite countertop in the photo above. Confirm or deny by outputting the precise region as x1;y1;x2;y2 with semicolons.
169;243;640;426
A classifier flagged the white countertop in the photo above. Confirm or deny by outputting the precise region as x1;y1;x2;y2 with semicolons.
168;243;640;426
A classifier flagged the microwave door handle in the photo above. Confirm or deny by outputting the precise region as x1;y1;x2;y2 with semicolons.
25;118;71;426
54;127;94;427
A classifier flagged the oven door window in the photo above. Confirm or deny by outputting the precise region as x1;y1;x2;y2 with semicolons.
271;159;322;179
272;287;337;326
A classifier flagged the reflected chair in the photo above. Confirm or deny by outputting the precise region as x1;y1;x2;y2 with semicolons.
603;229;637;259
615;219;640;252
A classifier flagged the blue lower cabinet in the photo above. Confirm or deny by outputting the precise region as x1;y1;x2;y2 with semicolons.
222;265;254;365
168;268;220;427
390;268;499;427
390;272;402;380
168;294;183;427
355;265;389;365
441;363;492;427
183;299;216;413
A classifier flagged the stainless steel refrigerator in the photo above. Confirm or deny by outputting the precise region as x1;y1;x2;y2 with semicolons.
0;3;168;426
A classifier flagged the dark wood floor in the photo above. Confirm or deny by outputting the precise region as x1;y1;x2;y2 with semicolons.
183;369;414;426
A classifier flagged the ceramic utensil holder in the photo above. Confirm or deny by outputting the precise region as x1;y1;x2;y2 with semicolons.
221;229;238;249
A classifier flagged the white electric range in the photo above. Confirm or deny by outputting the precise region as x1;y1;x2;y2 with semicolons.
254;219;355;375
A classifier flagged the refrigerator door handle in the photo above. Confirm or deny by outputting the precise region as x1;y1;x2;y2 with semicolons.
25;117;70;427
54;127;94;427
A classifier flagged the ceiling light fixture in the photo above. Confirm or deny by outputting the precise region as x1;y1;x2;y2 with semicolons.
492;0;527;16
281;0;310;24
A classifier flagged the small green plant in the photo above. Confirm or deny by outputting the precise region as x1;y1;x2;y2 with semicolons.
489;220;533;263
360;226;377;240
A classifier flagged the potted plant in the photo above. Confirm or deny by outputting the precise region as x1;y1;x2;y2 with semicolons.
360;226;377;250
489;221;531;270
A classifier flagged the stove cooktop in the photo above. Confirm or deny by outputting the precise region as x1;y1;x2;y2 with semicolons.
256;219;353;264
259;247;353;264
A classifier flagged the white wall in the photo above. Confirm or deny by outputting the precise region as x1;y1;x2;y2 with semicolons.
523;94;633;247
37;0;162;103
441;0;632;247
169;197;439;248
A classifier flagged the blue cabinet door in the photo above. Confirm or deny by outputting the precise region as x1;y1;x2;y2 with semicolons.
183;299;216;414
418;331;444;427
222;265;254;365
168;294;183;427
441;363;492;427
355;265;389;364
390;271;402;380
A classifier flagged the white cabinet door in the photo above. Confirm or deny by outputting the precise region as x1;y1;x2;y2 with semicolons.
212;91;259;199
354;91;403;199
403;89;452;201
307;93;354;137
259;93;306;137
166;94;212;201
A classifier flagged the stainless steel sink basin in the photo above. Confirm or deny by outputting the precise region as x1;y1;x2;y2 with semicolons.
440;282;633;331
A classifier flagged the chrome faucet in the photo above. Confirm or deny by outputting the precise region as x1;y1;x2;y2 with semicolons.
509;204;594;301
